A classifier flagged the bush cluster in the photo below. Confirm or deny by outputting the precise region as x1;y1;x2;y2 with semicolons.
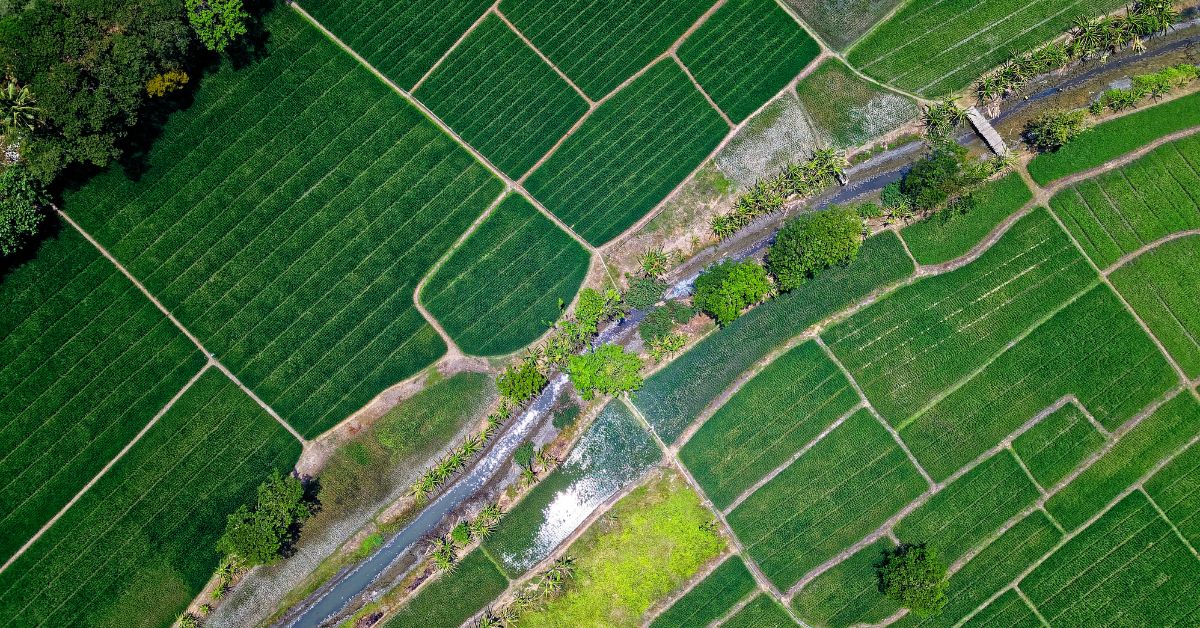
693;259;771;325
216;472;312;567
768;206;863;291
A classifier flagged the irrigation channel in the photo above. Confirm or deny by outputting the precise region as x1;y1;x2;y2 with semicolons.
280;25;1199;626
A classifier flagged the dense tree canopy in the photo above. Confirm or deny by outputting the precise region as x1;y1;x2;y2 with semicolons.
693;259;771;325
186;0;249;52
217;472;312;566
0;163;47;255
876;543;949;617
568;344;643;400
768;206;863;291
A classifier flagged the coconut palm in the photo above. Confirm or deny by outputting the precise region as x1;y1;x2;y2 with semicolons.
0;79;38;132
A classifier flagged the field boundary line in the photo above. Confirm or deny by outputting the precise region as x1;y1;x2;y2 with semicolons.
671;52;734;128
55;209;307;444
0;363;211;576
492;7;594;106
1039;123;1200;190
841;0;916;57
1008;443;1048;496
708;590;762;627
410;1;498;93
1013;585;1051;627
1102;228;1200;276
1140;487;1200;561
639;551;736;627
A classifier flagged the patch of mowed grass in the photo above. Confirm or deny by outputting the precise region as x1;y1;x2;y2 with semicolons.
902;284;1177;481
728;410;927;590
498;0;710;100
781;0;904;51
1145;439;1200;551
961;590;1042;628
679;340;858;510
1048;135;1200;268
1110;234;1200;378
893;512;1060;627
1023;491;1200;625
383;548;508;627
900;173;1033;265
894;451;1040;564
512;470;726;627
794;58;920;149
483;401;660;576
414;15;588;178
677;0;819;123
0;369;301;627
724;594;798;627
525;60;727;245
421;195;590;356
827;209;1095;426
848;0;1127;95
1046;393;1200;531
1011;402;1106;488
791;539;900;627
64;9;505;438
1028;91;1200;184
0;225;205;563
636;231;913;444
298;0;491;90
650;555;756;628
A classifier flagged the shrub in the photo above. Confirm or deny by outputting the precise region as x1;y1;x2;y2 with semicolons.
497;358;546;404
639;301;696;343
640;247;670;278
568;344;643;400
185;0;248;52
856;201;884;219
768;206;863;291
693;259;771;325
450;522;471;546
901;143;969;210
513;441;535;469
876;543;949;618
575;287;625;334
625;276;668;310
145;69;189;97
1024;110;1089;152
217;472;312;566
0;163;47;257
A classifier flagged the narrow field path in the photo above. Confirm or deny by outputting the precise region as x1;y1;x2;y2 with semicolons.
1102;229;1200;275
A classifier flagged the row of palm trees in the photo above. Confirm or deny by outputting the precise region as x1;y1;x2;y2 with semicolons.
409;410;507;504
711;148;847;240
476;556;577;627
429;503;504;572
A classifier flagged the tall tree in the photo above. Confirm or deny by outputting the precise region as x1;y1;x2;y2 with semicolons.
185;0;249;52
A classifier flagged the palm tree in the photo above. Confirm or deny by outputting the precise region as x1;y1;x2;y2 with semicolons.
0;79;37;133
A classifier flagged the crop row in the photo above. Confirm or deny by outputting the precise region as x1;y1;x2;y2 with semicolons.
828;209;1096;425
1010;402;1106;488
421;195;590;356
900;173;1033;266
650;555;756;627
0;229;204;563
1110;235;1200;380
680;340;859;510
966;590;1042;627
1145;438;1200;550
781;0;904;51
384;548;509;627
0;370;301;626
635;231;914;444
723;594;796;627
790;539;900;626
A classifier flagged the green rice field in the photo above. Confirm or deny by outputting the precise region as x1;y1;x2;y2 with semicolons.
1109;234;1200;378
524;59;727;245
963;590;1042;627
383;548;508;627
677;0;820;123
781;0;904;50
1145;439;1200;550
794;58;920;149
420;195;590;356
0;370;301;626
723;594;798;627
790;539;899;627
900;173;1033;266
414;15;589;178
650;555;756;628
1010;402;1106;488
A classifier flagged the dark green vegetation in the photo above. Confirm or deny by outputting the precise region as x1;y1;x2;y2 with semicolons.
692;258;771;325
383;548;508;627
0;226;205;562
876;544;949;618
680;341;858;510
768;205;863;290
298;0;492;89
828;209;1096;425
1023;109;1090;152
421;195;589;356
1011;403;1106;488
790;539;900;626
723;594;798;627
567;344;644;399
728;410;927;590
0;370;301;626
1046;393;1200;530
677;0;820;122
1145;439;1200;549
1028;91;1200;184
637;232;913;443
1048;134;1200;268
217;472;311;566
794;59;920;148
650;556;756;628
848;0;1126;95
525;60;726;245
498;0;710;99
899;173;1033;265
1110;235;1200;378
63;10;505;437
414;15;589;178
1022;491;1200;625
782;0;903;50
0;164;47;256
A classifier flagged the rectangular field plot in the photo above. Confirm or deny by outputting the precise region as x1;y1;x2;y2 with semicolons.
524;59;727;245
724;594;798;627
679;341;859;510
297;0;491;90
1046;393;1200;531
650;555;756;628
827;209;1095;426
728;410;927;590
962;590;1042;628
794;58;920;150
0;369;301;626
847;0;1125;96
414;15;589;178
383;548;509;627
901;285;1177;481
1110;234;1200;378
1145;439;1200;551
0;226;205;562
420;195;590;356
790;539;900;627
900;173;1033;266
1049;134;1200;269
498;0;711;100
895;511;1060;627
782;0;903;50
63;10;504;437
677;0;820;123
637;232;913;444
894;451;1039;563
1022;491;1200;626
1011;402;1106;488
